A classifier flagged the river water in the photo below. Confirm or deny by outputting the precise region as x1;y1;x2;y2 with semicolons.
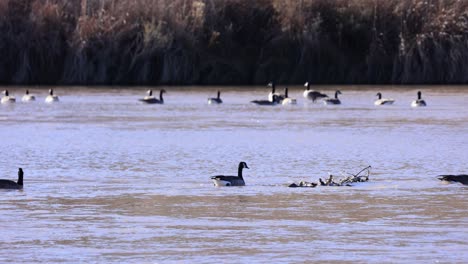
1;86;467;263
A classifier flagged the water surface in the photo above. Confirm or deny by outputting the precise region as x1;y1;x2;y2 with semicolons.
1;86;467;263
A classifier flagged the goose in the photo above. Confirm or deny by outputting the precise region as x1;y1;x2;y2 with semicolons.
22;90;36;102
0;168;23;189
411;91;426;107
139;89;166;104
438;174;468;185
211;161;249;186
303;82;328;102
1;90;16;104
251;94;280;105
267;82;284;102
207;91;223;104
282;87;297;105
45;89;59;103
374;92;394;105
323;90;342;105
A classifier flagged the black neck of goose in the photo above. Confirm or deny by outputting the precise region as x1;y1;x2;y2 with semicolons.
285;88;288;98
50;90;53;96
335;91;339;99
17;169;23;186
238;164;244;179
160;90;164;101
418;91;422;100
217;91;220;99
26;90;29;95
5;90;8;96
306;83;310;91
377;93;382;99
149;90;153;96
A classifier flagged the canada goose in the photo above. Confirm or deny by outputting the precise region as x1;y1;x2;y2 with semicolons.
22;90;36;102
1;90;16;104
0;168;23;189
267;82;284;102
323;90;342;105
282;87;297;105
45;89;59;103
438;174;468;185
211;162;249;186
251;95;280;105
411;91;426;107
139;89;166;104
208;91;223;104
374;92;394;105
303;82;328;102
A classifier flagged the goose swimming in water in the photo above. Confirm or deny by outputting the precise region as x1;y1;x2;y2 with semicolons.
267;82;284;102
438;174;468;185
1;90;16;104
251;95;280;105
282;87;297;105
211;161;249;186
139;89;166;104
323;90;342;105
303;82;328;102
45;89;59;103
374;92;394;105
22;90;36;102
411;91;426;107
0;168;23;189
207;91;223;104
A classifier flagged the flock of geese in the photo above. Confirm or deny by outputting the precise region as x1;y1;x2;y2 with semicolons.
1;165;466;189
2;82;428;107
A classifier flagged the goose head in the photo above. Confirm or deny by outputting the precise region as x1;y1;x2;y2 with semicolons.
49;89;54;96
284;87;289;98
304;82;310;90
26;90;30;95
376;92;382;100
335;90;342;98
268;82;276;93
417;91;422;100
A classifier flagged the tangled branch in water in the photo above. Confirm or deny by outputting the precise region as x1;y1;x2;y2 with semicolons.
289;166;371;188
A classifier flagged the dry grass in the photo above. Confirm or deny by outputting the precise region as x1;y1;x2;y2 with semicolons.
0;0;466;85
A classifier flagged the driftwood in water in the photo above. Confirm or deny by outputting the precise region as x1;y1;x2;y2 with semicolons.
289;166;371;188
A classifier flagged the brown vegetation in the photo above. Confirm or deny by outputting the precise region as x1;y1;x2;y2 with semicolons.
0;0;467;85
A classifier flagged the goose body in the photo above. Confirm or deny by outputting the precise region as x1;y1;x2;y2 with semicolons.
374;92;394;105
267;82;284;102
303;82;328;102
0;168;23;190
323;90;342;105
45;89;59;103
208;91;223;104
139;89;165;104
411;91;426;107
251;95;280;105
211;162;249;187
438;174;468;185
282;87;297;105
22;90;36;102
1;90;16;104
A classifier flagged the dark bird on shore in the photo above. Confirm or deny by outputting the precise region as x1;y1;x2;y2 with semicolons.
323;90;342;105
303;82;328;102
139;89;166;104
411;91;426;107
208;91;223;104
438;174;468;185
211;162;249;186
0;168;24;190
251;95;280;105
